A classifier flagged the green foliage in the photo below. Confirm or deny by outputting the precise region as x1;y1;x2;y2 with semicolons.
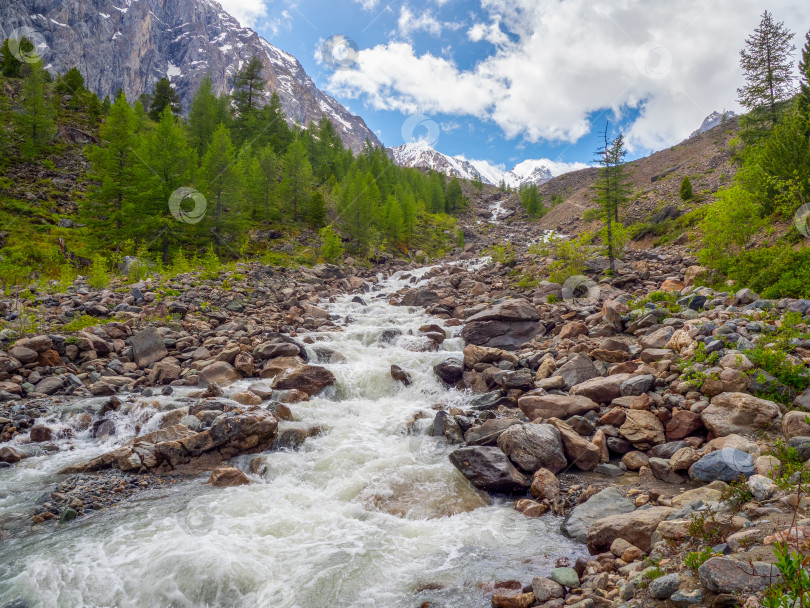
719;477;754;509
762;542;810;608
600;221;629;259
87;254;110;289
544;232;596;284
680;176;693;200
56;67;85;94
747;345;810;398
521;184;543;218
17;60;55;158
1;37;34;78
61;313;105;332
319;225;344;263
200;246;221;280
698;185;762;268
484;243;516;266
594;130;632;272
147;77;181;121
767;436;810;490
688;510;723;545
684;548;720;571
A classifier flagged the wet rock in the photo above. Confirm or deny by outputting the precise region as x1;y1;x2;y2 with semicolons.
561;487;635;543
518;394;600;420
390;365;412;386
272;365;336;396
131;327;168;368
433;358;463;385
29;425;52;442
699;557;780;593
689;449;755;482
550;567;579;589
400;287;439;307
0;446;24;463
253;342;301;360
514;498;548;517
208;466;251;487
448;446;530;493
701;392;781;437
231;390;263;406
496;423;567;474
586;506;674;553
530;468;560;500
460;299;542;351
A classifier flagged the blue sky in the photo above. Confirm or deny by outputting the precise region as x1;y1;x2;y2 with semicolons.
220;0;810;174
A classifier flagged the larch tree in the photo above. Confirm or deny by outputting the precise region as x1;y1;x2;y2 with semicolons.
594;128;632;273
281;138;313;221
17;60;55;159
187;75;228;157
148;78;182;122
199;124;242;254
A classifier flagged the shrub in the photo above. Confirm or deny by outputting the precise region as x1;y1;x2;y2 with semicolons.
87;254;110;289
319;225;344;263
680;176;693;200
684;547;720;570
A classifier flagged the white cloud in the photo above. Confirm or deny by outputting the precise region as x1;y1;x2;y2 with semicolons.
354;0;380;10
328;0;810;150
398;6;443;37
216;0;269;28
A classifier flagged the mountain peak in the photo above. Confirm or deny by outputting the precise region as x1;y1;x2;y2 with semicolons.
690;110;737;138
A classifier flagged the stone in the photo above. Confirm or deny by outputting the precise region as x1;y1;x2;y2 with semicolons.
726;529;763;551
29;425;52;442
702;368;749;398
400;287;439;307
531;577;565;602
208;466;250;487
671;486;724;508
34;376;64;395
448;446;530;493
649;457;685;484
561;487;635;543
640;327;675;350
231;390;263;406
719;353;754;372
610;538;635;557
149;361;181;385
464;419;521;446
8;346;37;364
518;394;600;420
666;410;703;440
550;567;580;589
619;374;654;397
670;447;701;472
689;449;755;483
640;348;675;363
701;393;781;437
783;410;810;440
755;455;781;477
586;506;674;553
253;341;302;360
546;418;601;471
0;446;24;463
571;374;632;403
649;573;681;600
622;546;644;562
462;344;519;367
514;498;548;517
621;451;650;470
699;557;780;593
795;388;810;411
491;589;535;608
530;468;560;500
788;437;810;461
619;410;665;447
746;474;777;502
434;358;464;385
272;365;336;396
131;327;168;368
461;299;542;350
558;321;589;340
666;329;694;353
198;361;241;387
556;354;600;389
390;365;411;386
497;424;567;474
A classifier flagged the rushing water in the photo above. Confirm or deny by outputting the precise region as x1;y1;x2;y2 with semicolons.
0;265;586;608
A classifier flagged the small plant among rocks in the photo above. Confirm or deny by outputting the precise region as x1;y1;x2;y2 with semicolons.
684;547;721;570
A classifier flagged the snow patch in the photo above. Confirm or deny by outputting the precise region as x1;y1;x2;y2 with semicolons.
167;62;182;80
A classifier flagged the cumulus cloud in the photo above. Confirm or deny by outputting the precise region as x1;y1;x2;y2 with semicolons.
328;0;810;150
217;0;269;28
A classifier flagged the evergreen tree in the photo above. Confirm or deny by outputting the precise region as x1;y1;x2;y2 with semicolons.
281;139;313;221
384;195;404;246
244;145;279;222
1;37;34;78
445;178;465;213
86;92;140;242
136;107;196;262
199;124;243;254
233;57;264;115
56;67;85;94
594;129;632;273
799;30;810;123
17;60;55;159
522;185;542;217
680;176;693;200
187;75;228;156
148;78;181;121
737;11;797;130
309;191;327;228
319;225;344;262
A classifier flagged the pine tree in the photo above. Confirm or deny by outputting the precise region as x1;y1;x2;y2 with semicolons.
445;178;465;213
135;107;196;262
799;30;810;123
199;124;242;255
17;60;55;158
281;139;313;221
148;78;182;121
85;92;140;243
737;11;797;129
232;57;265;144
244;145;279;222
309;191;327;228
187;75;228;156
319;225;344;262
522;185;542;217
56;67;85;94
594;129;632;273
680;176;693;201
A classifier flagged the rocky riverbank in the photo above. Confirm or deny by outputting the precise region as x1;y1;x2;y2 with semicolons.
1;249;809;608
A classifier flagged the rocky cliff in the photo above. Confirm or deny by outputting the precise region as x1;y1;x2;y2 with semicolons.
0;0;381;152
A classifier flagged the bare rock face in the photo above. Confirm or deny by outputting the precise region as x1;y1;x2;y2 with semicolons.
60;408;278;475
131;327;168;369
0;0;381;153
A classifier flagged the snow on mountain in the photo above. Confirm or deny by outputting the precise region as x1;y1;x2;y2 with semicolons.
689;111;737;138
389;142;560;188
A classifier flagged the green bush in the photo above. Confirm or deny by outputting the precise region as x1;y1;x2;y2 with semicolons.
680;176;693;200
87;254;110;289
319;225;344;263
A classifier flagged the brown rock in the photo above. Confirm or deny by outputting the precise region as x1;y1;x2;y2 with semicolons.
701;392;781;437
29;425;52;442
783;410;810;440
702;368;749;398
558;321;589;340
666;409;704;440
530;468;560;500
518;394;599;420
37;349;62;366
586;506;674;553
570;374;632;404
491;589;535;608
546;418;601;471
0;446;24;463
619;410;665;447
600;408;627;426
208;466;251;487
621;451;649;471
198;361;241;387
231;390;263;406
515;498;548;517
272;365;336;396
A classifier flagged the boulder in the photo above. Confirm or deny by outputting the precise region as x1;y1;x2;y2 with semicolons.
131;327;168;368
462;345;519;367
461;300;543;351
701;393;781;437
518;394;600;420
570;374;632;403
702;368;750;398
0;446;24;463
556;354;600;389
198;361;241;387
272;365;336;396
496;424;567;474
699;557;780;593
8;345;38;364
619;410;666;447
390;365;411;386
400;287;439;307
562;487;636;543
666;409;703;440
208;466;250;487
448;446;530;493
252;342;301;360
558;322;589;340
531;577;565;602
688;449;755;482
783;410;810;440
586;506;674;553
546;417;601;471
530;468;560;500
29;425;52;442
434;358;464;385
640;327;675;350
619;374;654;397
464;419;522;446
34;376;64;396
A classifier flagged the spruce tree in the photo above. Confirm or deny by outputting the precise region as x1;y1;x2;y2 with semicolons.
737;11;796;129
445;178;465;213
233;57;264;115
385;195;404;247
85;92;140;242
309;191;327;228
799;30;810;123
17;60;55;158
1;37;34;78
148;78;181;121
199;124;242;255
245;145;279;222
187;75;228;156
680;176;693;201
281;139;313;221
